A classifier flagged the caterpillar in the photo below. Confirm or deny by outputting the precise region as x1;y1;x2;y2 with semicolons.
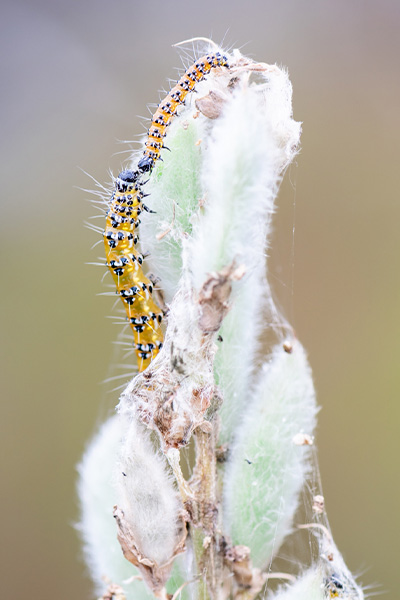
137;52;230;173
104;51;230;371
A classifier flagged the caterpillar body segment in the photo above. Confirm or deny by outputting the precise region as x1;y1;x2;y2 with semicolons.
138;52;230;173
104;170;163;371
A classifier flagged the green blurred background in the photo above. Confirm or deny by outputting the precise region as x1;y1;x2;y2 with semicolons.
1;0;399;598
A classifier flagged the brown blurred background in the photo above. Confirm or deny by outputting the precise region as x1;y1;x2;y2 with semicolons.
1;0;399;598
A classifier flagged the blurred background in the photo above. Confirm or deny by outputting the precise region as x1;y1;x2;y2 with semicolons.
1;0;399;598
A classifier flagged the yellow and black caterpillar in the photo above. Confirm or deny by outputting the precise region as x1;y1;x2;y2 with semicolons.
138;52;229;173
104;53;229;371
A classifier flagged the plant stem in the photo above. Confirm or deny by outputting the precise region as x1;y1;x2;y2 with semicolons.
190;420;223;600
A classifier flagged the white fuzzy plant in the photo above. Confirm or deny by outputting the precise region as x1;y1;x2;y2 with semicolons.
78;42;365;600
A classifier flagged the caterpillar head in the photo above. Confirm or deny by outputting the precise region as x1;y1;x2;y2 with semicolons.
137;155;155;173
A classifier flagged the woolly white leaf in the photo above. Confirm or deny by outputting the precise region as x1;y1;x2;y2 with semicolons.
77;415;152;600
189;66;300;442
223;340;318;567
116;415;182;566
